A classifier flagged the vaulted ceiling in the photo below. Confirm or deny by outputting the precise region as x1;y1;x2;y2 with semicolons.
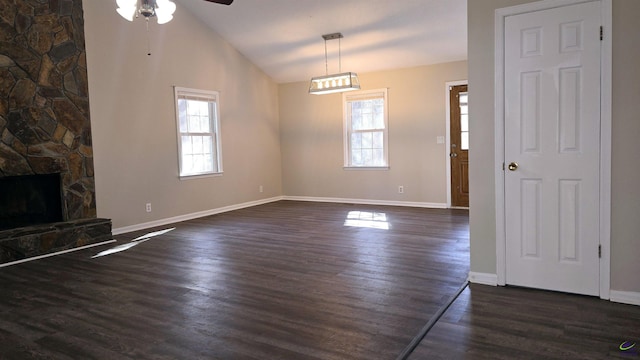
179;0;467;83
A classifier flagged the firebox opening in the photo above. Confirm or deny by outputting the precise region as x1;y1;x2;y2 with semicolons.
0;173;64;231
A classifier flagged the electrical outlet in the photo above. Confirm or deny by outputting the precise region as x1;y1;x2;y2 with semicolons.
398;185;404;194
146;203;152;213
259;185;263;193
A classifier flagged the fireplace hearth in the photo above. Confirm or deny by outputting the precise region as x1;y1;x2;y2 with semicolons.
0;218;112;263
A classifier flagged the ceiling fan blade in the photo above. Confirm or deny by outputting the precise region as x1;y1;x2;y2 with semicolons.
202;0;234;4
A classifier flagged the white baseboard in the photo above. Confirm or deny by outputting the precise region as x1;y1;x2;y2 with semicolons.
468;272;498;286
112;196;284;235
113;196;449;236
610;290;640;306
464;277;639;306
282;196;447;209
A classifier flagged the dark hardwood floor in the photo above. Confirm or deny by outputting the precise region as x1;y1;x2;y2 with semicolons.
409;284;640;360
0;201;470;359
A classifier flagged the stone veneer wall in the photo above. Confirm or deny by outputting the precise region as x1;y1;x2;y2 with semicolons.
0;0;96;221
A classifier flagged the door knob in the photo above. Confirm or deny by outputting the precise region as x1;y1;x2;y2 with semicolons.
508;162;518;171
450;153;458;158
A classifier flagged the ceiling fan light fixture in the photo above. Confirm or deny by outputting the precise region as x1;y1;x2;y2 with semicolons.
309;33;360;95
116;0;177;24
155;0;177;23
139;1;155;18
116;0;137;21
156;13;173;24
117;0;137;6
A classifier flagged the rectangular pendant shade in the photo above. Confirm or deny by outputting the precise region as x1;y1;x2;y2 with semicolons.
308;72;361;95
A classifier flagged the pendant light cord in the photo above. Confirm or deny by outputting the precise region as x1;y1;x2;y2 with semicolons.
339;37;342;73
324;39;328;75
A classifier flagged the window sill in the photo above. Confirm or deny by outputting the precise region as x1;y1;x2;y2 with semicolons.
343;166;389;171
179;172;223;180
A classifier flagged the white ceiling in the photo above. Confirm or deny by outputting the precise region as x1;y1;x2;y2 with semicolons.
178;0;467;84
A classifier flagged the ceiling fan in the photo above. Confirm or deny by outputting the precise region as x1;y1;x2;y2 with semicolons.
116;0;234;25
204;0;234;4
116;0;234;55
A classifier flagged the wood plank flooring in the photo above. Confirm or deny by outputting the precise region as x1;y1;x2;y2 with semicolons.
0;201;470;359
409;284;640;359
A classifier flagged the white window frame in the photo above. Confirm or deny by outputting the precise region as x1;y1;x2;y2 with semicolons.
343;88;389;169
174;86;223;179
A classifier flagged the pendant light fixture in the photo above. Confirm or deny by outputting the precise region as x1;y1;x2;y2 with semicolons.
309;33;361;95
116;0;177;25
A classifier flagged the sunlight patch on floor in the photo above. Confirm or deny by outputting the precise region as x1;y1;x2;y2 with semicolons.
344;211;389;230
92;227;176;258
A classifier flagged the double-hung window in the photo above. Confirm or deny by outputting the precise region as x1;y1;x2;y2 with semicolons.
343;88;389;168
174;87;222;178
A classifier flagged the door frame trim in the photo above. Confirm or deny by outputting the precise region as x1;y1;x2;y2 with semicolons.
445;80;468;208
493;0;612;299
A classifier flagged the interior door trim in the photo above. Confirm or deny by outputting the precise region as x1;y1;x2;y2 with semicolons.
493;0;612;299
445;80;468;208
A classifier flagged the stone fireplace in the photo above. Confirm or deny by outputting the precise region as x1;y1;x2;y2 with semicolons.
0;0;111;263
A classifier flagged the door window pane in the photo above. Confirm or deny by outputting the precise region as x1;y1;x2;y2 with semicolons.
461;132;469;150
461;114;469;132
459;92;469;150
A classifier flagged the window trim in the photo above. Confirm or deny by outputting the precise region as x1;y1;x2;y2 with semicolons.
174;86;223;180
343;88;389;169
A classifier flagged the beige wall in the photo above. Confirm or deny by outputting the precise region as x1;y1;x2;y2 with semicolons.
83;0;282;230
468;0;640;292
610;1;640;292
279;62;467;204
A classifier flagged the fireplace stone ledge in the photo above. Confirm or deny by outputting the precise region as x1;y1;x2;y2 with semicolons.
0;218;112;264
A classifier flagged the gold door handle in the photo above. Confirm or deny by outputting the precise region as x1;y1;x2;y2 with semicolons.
508;162;518;171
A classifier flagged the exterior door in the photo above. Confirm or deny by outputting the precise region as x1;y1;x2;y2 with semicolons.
450;85;469;207
504;1;602;296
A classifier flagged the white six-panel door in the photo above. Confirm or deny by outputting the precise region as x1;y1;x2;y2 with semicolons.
504;1;602;296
